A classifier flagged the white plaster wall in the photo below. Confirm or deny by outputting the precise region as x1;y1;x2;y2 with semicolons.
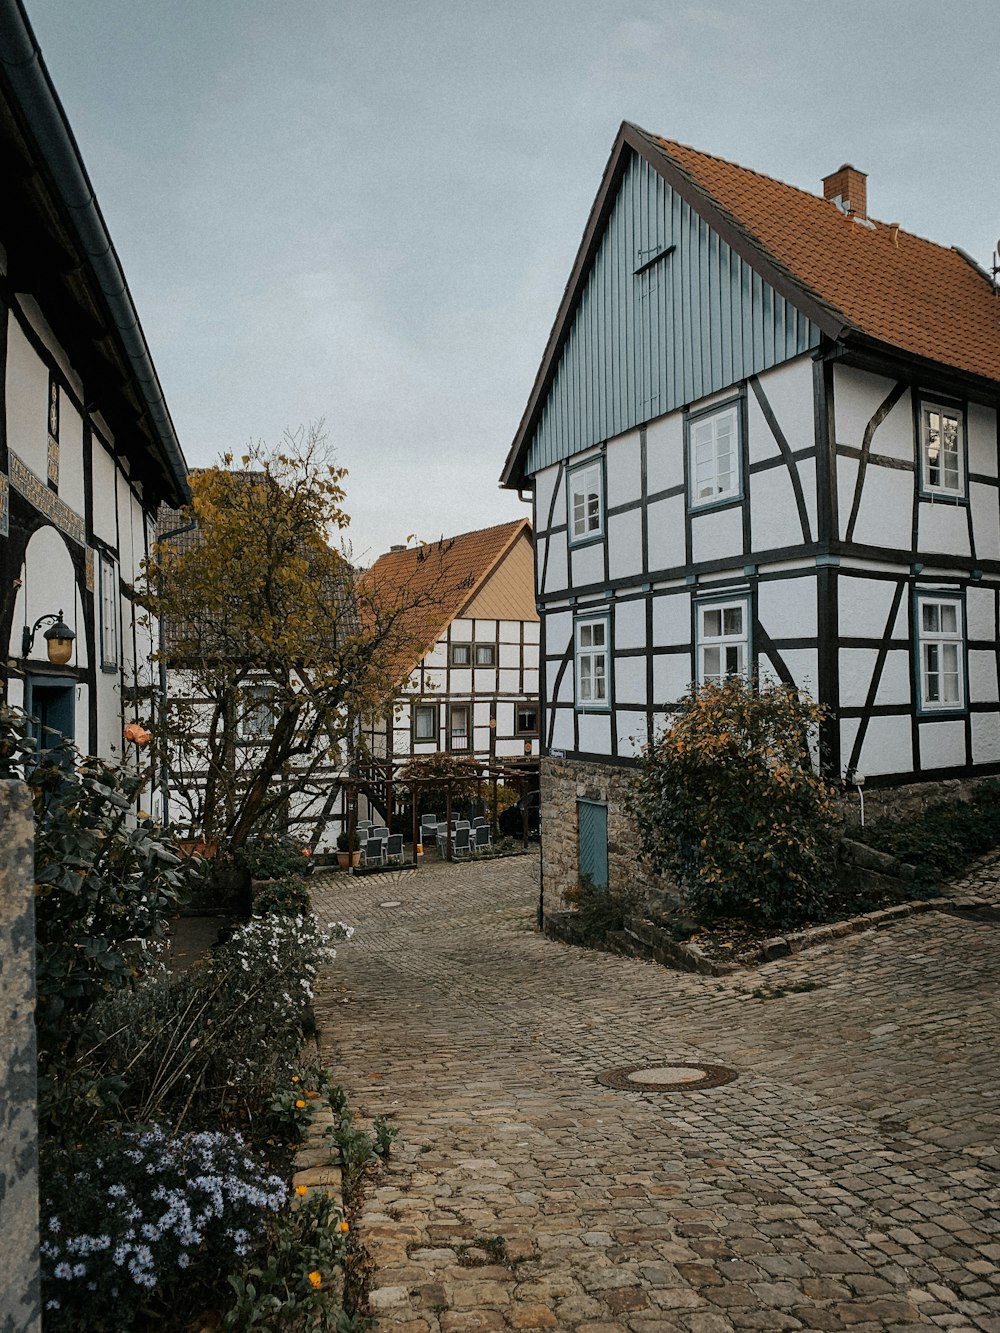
765;647;818;696
616;711;646;758
424;640;447;669
966;586;996;641
970;486;1000;563
834;367;912;461
523;621;540;644
91;440;118;547
577;711;611;754
758;575;816;639
607;508;643;582
750;465;806;552
972;711;1000;764
651;590;689;647
850;465;913;551
542;533;568;594
969;650;999;705
690;505;743;565
570;540;604;588
498;642;519;670
450;619;472;642
967;403;997;478
605;429;641;510
58;399;85;516
613;598;646;650
645;412;683;494
547;610;572;655
846;714;913;777
652;653;692;706
550;707;575;752
449;668;472;693
498;669;520;692
918;501;971;558
838;575;899;640
614;655;645;708
5;320;48;477
753;357;815;456
745;390;781;467
646;495;685;573
12;526;83;667
918;720;966;771
875;653;911;708
534;465;559;532
423;667;446;692
839;648;879;709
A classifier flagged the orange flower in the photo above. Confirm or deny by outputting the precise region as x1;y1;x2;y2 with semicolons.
291;1075;300;1084
308;1270;322;1289
302;847;312;857
295;1185;308;1197
295;1098;306;1109
338;1220;350;1233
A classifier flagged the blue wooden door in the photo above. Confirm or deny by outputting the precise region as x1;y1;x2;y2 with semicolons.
578;799;609;890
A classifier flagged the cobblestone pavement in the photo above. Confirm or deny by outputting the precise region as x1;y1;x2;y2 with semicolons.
311;855;1000;1333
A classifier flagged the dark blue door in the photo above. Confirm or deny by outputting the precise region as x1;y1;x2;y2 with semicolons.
26;676;76;751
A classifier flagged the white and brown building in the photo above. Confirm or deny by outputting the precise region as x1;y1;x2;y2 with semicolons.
501;122;1000;906
0;2;189;790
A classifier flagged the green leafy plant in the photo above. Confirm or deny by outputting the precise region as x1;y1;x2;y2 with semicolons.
253;875;312;917
630;676;837;927
336;829;360;853
372;1117;400;1160
237;833;313;881
0;707;193;1069
564;873;643;937
861;780;1000;885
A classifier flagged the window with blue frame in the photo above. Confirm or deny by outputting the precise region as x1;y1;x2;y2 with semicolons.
696;595;750;685
567;458;604;544
575;614;610;709
915;592;965;712
687;401;741;509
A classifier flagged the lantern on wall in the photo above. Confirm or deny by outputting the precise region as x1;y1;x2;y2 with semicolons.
21;610;76;665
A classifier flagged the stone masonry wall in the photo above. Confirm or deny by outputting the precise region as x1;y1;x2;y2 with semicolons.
0;780;41;1333
540;756;679;916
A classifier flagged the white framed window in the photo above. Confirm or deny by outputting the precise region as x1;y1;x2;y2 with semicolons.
448;703;470;751
919;399;964;498
688;403;741;508
575;615;610;709
568;459;604;543
916;594;965;712
99;553;118;670
240;684;276;740
696;596;750;684
413;703;438;742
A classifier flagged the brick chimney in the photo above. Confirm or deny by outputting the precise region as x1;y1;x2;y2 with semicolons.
822;163;867;220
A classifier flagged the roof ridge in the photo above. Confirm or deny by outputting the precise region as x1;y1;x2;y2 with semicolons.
645;127;973;263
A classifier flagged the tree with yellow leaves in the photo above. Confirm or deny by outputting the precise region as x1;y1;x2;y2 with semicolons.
140;427;432;853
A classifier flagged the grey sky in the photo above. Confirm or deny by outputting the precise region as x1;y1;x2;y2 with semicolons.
26;0;1000;563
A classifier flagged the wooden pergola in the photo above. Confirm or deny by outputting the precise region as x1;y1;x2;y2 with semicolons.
342;755;540;866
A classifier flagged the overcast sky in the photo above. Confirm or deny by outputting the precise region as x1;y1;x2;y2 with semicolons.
26;0;1000;563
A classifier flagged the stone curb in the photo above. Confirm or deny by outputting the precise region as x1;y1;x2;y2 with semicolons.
545;893;991;974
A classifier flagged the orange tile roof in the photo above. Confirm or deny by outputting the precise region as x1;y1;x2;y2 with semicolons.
638;127;1000;384
363;519;533;683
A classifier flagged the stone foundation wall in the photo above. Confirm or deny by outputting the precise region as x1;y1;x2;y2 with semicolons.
837;774;998;829
540;756;679;915
0;780;40;1333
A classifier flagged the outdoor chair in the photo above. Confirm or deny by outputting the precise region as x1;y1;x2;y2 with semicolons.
473;824;491;852
453;826;471;857
372;826;389;841
472;816;487;827
356;820;373;835
420;814;439;844
363;837;385;867
385;833;404;865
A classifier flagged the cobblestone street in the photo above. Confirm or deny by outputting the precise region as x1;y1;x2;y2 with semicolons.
311;855;1000;1333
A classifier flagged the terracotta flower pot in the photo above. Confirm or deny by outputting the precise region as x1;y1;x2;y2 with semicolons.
336;851;361;869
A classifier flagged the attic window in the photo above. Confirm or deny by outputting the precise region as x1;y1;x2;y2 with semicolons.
919;398;965;500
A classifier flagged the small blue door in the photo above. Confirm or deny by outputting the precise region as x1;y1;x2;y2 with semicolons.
25;675;76;751
578;799;609;890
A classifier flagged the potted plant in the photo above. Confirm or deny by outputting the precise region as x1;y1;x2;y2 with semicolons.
336;829;361;869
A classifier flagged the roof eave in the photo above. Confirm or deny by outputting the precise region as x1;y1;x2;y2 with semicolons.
501;121;851;490
0;0;190;508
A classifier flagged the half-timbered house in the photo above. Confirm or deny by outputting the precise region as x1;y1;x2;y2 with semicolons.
363;520;540;769
0;2;189;792
500;122;1000;905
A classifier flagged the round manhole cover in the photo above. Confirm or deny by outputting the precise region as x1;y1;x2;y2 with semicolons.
597;1063;737;1092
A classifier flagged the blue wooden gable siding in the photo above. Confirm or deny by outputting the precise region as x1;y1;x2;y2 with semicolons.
526;152;821;477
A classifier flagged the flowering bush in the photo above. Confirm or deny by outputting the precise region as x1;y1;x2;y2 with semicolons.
82;915;350;1133
630;676;837;926
40;1125;285;1330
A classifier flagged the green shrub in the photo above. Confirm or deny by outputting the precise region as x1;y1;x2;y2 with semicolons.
630;676;836;927
0;707;194;1067
254;876;312;916
236;833;313;880
564;874;643;937
862;781;1000;885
